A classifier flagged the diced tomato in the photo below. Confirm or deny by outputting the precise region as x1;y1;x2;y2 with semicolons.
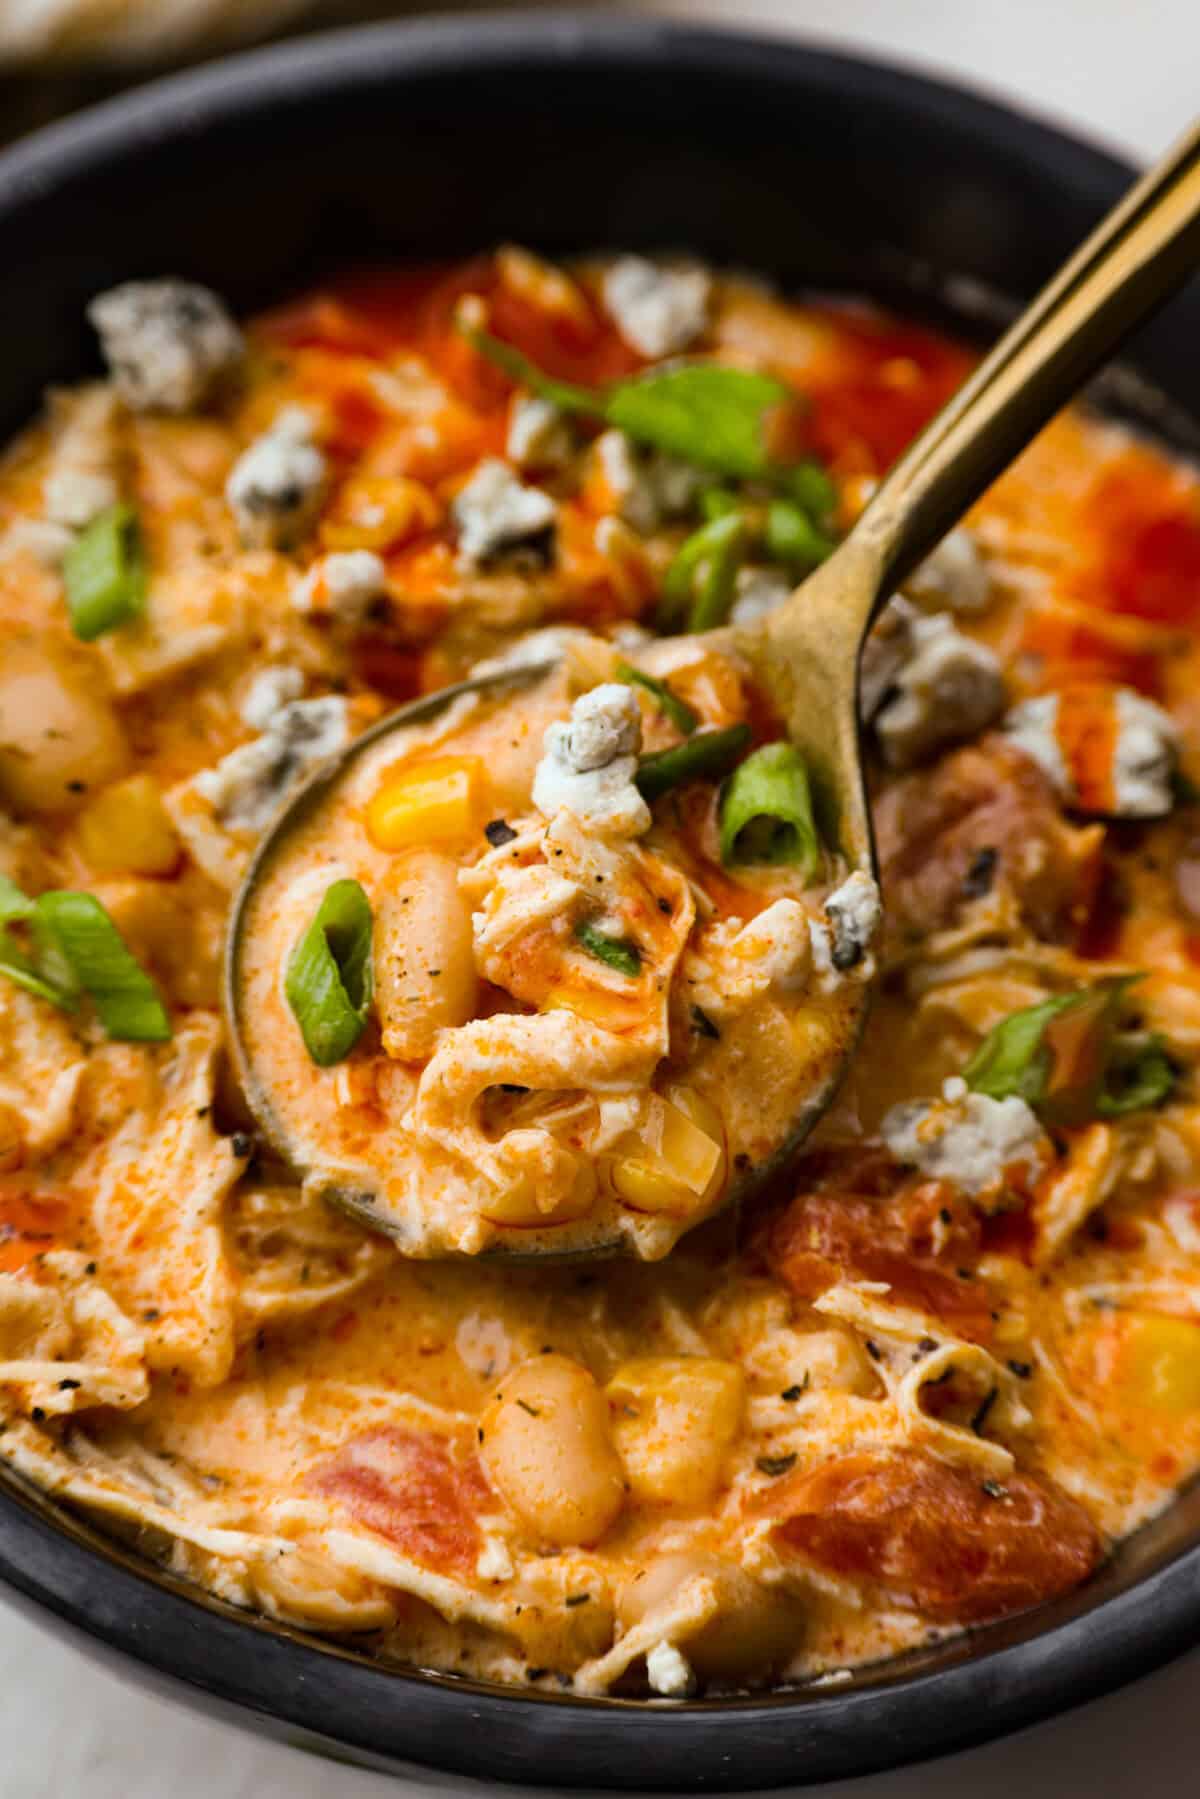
1071;460;1200;627
1101;509;1200;626
0;1181;73;1276
1075;859;1127;962
307;1426;493;1579
753;1149;996;1341
754;1446;1102;1623
326;385;388;458
351;633;427;703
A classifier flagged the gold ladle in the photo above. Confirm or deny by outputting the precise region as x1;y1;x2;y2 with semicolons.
227;119;1200;1257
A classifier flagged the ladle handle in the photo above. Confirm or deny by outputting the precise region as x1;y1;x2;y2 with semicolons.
857;117;1200;600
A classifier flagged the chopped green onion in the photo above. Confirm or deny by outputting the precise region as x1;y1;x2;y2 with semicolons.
285;879;374;1067
719;742;819;874
0;875;169;1033
964;976;1176;1125
61;504;147;642
574;920;641;978
963;993;1077;1109
636;723;751;804
0;932;76;1010
614;662;698;736
783;461;838;523
0;875;34;925
1095;1033;1178;1116
34;891;170;1041
764;498;835;571
657;512;748;634
700;488;742;522
458;312;809;485
606;365;795;481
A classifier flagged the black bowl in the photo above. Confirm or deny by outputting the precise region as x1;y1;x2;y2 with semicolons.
2;13;1199;1789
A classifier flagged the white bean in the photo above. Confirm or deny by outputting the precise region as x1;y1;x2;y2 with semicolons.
480;1354;625;1548
618;1552;804;1685
374;848;478;1061
0;638;128;814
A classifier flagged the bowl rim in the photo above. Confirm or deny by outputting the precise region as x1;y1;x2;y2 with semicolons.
1;11;1197;1790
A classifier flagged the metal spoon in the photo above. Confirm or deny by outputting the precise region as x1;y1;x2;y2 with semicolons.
227;119;1200;1256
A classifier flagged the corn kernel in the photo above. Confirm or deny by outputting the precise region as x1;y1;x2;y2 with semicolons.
1118;1314;1200;1414
543;985;644;1032
321;475;440;552
76;773;180;876
366;757;483;852
607;1356;745;1506
608;1086;725;1217
480;1158;597;1228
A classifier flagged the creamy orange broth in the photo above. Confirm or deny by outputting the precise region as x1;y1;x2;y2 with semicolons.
1;251;1200;1697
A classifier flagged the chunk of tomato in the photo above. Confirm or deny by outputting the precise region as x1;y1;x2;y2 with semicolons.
307;1427;493;1580
754;1150;996;1341
756;1446;1102;1623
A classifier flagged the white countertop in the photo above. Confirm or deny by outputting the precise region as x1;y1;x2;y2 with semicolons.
2;2;1198;1794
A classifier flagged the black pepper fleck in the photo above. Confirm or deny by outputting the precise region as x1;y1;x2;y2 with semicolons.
756;1453;798;1478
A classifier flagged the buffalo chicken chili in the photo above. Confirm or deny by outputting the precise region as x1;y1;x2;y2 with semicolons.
1;250;1199;1695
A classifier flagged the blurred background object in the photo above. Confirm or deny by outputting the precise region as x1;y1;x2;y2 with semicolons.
1;0;313;64
0;0;593;141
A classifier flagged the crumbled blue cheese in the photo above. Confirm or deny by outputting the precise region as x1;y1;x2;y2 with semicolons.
532;684;650;837
87;279;243;415
882;1089;1049;1198
240;665;305;731
452;459;556;565
730;564;794;627
904;526;991;615
873;612;1005;769
809;872;881;992
226;408;327;549
1003;694;1069;793
603;256;712;358
505;395;575;472
292;549;386;624
1004;689;1178;818
1110;690;1179;815
193;695;350;834
645;1640;695;1698
591;430;706;535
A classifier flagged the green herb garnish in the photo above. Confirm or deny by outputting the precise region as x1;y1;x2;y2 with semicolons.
635;723;751;804
574;920;642;979
62;503;147;641
719;742;819;874
0;876;168;1039
285;879;374;1066
964;976;1177;1125
614;662;698;736
657;511;748;633
764;497;835;570
459;310;799;482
